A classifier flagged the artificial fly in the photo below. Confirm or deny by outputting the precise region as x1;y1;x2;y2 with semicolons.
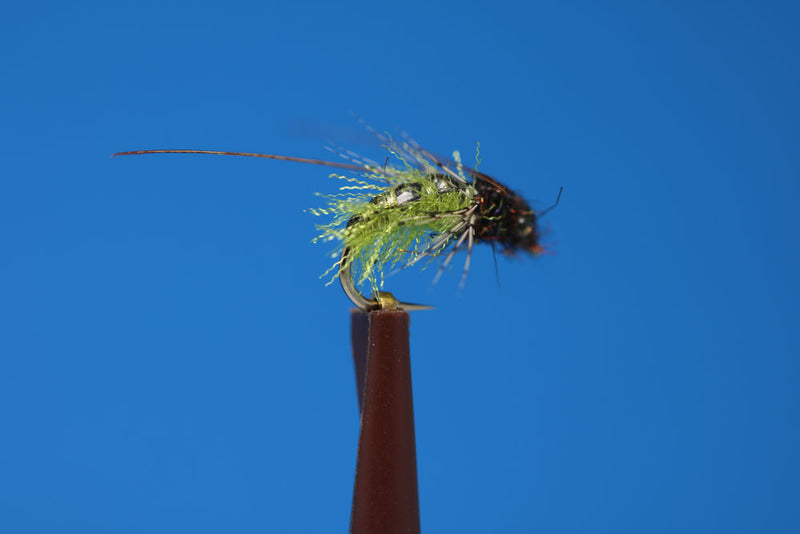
113;126;562;311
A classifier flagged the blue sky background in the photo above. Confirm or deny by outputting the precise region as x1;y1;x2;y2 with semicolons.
1;1;798;532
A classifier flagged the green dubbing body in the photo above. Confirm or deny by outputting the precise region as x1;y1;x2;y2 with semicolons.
310;155;475;294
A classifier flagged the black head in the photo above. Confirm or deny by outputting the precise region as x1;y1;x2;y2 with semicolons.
513;208;543;254
516;186;562;254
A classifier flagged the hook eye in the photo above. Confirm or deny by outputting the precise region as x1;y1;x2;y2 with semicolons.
338;248;433;311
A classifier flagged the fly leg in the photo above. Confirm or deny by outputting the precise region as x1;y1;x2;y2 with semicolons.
432;227;470;286
459;213;478;291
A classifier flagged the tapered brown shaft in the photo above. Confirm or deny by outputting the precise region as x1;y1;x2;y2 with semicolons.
350;311;370;413
349;309;421;534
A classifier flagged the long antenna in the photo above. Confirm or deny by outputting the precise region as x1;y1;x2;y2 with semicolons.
112;149;367;172
538;186;564;217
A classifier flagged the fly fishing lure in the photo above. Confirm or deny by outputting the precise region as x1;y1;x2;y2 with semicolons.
114;127;561;311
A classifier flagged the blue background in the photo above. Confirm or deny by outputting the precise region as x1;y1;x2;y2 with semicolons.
1;1;798;532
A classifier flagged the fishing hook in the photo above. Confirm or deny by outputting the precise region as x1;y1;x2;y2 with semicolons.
339;247;433;311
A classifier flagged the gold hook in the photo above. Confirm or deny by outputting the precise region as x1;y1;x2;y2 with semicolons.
338;247;433;311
